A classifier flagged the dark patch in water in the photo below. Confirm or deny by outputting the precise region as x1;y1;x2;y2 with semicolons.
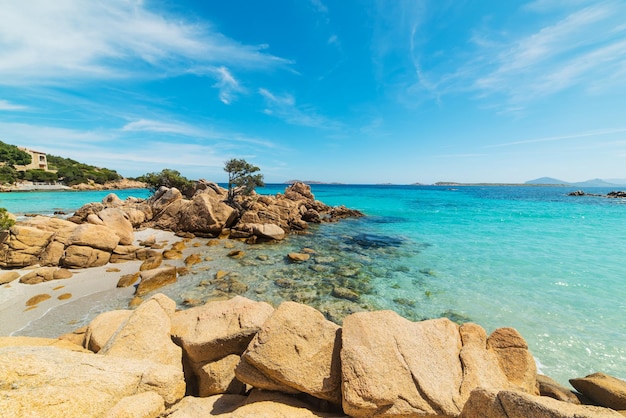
348;233;405;249
363;216;408;224
440;310;472;324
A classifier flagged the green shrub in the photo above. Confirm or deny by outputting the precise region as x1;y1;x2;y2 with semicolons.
137;169;194;197
0;208;15;231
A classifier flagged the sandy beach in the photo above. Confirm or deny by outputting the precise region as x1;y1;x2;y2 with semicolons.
0;228;189;336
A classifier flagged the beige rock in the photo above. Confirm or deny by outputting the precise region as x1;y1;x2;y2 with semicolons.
87;212;105;225
0;225;54;267
124;207;148;226
178;193;237;235
185;253;202;267
39;240;65;266
171;296;274;365
165;391;346;418
99;207;135;245
241;301;342;404
19;267;72;284
140;254;163;270
537;374;581;404
151;199;186;231
62;244;112;268
0;336;90;352
66;223;120;251
0;345;185;416
235;389;348;417
163;249;183;259
198;354;246;397
99;294;182;369
136;266;177;296
85;309;133;353
459;388;624;418
487;327;538;395
570;372;626;411
117;272;140;288
105;391;165;418
149;186;184;214
458;322;510;400
58;326;88;347
235;357;301;394
0;270;20;284
22;216;77;244
252;223;286;240
341;311;464;417
165;394;247;417
288;252;310;262
103;193;125;206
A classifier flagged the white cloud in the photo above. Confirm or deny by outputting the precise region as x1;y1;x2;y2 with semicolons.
486;127;626;148
467;2;626;107
0;99;27;111
121;119;203;136
0;0;291;85
212;67;245;105
259;88;341;129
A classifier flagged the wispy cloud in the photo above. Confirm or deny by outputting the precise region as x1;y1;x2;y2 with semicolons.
398;1;626;110
0;99;28;111
121;119;203;136
211;67;245;105
0;0;291;86
486;127;626;148
473;2;626;102
259;88;341;130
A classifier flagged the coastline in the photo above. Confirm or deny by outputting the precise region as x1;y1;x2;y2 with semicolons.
0;228;184;336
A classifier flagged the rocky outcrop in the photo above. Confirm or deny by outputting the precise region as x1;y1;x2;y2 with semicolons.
3;296;625;417
238;301;342;404
340;311;537;417
0;182;363;270
459;388;623;417
0;345;185;417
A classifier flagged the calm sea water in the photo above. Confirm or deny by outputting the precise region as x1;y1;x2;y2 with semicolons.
3;185;626;385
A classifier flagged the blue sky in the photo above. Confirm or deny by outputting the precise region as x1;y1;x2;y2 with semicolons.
1;0;626;184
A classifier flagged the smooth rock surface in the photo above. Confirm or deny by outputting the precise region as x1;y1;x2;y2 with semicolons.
99;294;182;368
240;301;342;404
0;345;185;416
459;389;623;418
570;373;626;411
171;296;274;365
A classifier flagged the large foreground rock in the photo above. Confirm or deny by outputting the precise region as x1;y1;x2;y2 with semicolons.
99;294;182;368
165;391;347;417
239;301;342;404
459;388;623;417
0;345;185;417
340;311;537;417
171;296;274;365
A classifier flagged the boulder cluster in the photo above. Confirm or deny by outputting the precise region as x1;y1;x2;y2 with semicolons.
1;294;624;417
0;182;363;270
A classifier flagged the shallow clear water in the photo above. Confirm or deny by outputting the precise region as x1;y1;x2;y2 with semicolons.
5;184;626;385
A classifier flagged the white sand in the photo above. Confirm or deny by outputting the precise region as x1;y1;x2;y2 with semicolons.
0;228;191;336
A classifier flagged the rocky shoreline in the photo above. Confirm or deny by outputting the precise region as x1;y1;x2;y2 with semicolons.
0;182;625;417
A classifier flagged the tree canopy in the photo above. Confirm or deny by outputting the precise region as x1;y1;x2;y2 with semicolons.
224;158;264;203
0;141;31;166
136;169;194;197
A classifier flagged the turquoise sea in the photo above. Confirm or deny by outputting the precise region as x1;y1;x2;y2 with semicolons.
2;185;625;386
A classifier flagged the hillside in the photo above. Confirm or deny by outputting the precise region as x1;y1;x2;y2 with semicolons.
0;140;121;186
526;177;626;187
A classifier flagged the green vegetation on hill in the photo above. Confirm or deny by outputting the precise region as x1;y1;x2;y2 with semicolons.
0;140;121;186
46;155;121;186
0;141;31;166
